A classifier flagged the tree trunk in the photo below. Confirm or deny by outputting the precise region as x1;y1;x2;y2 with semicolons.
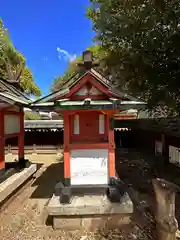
152;178;179;240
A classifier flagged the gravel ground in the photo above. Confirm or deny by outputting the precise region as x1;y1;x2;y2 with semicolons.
0;154;154;240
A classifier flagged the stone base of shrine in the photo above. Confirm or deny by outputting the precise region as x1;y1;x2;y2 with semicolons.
47;193;133;230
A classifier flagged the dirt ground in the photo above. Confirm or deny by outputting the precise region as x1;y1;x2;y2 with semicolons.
1;149;178;239
5;152;64;166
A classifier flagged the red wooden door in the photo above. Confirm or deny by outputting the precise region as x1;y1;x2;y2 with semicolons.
80;112;99;142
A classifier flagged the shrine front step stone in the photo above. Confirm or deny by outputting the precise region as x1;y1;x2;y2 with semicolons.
47;193;133;230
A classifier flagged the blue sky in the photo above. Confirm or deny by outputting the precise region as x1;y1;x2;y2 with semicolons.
1;0;95;96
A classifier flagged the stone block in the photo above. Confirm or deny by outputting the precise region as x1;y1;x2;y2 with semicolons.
53;215;132;231
81;217;106;231
54;182;64;196
107;186;121;202
53;217;82;230
106;215;131;229
48;193;133;216
48;182;134;231
60;187;72;204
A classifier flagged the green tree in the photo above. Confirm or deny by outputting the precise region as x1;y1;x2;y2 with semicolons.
87;0;180;115
24;111;41;120
20;67;41;96
0;19;41;97
51;56;82;92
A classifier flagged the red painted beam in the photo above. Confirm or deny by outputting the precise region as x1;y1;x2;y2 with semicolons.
71;95;107;100
5;133;20;139
69;143;109;150
4;111;21;116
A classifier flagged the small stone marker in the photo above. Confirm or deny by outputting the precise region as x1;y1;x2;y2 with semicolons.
54;182;64;196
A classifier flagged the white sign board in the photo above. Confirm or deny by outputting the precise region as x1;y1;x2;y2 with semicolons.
70;149;108;185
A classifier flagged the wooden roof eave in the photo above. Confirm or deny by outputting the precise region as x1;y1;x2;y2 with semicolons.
0;93;30;107
0;80;30;101
32;88;70;104
24;120;64;129
30;102;55;112
54;99;146;111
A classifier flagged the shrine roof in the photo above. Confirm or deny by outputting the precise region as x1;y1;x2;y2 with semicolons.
32;68;143;107
0;79;31;106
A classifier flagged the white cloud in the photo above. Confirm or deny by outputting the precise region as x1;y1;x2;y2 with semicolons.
57;47;77;62
43;56;48;61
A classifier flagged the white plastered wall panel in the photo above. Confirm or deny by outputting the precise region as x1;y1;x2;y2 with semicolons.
99;114;105;134
4;114;20;135
70;149;108;185
73;114;80;135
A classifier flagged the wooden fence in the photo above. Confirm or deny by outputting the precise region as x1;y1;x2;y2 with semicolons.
5;144;63;155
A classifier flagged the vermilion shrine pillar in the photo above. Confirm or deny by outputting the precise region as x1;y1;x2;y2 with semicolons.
64;112;70;185
108;116;115;177
18;111;25;163
0;111;4;169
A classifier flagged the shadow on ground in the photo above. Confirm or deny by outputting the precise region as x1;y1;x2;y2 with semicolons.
30;162;64;199
115;148;180;238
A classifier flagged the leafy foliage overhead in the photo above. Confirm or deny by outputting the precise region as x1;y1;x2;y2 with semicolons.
0;19;41;97
24;111;41;120
87;0;180;115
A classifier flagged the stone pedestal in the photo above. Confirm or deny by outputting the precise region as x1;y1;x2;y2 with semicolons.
56;177;128;205
48;179;133;230
152;178;180;240
48;193;133;230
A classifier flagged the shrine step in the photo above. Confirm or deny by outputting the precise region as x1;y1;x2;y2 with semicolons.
47;193;133;230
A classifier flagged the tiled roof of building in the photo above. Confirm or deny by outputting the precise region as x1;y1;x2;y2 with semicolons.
32;68;143;106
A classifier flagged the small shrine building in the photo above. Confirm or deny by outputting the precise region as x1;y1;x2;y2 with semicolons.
32;51;145;190
0;79;31;170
